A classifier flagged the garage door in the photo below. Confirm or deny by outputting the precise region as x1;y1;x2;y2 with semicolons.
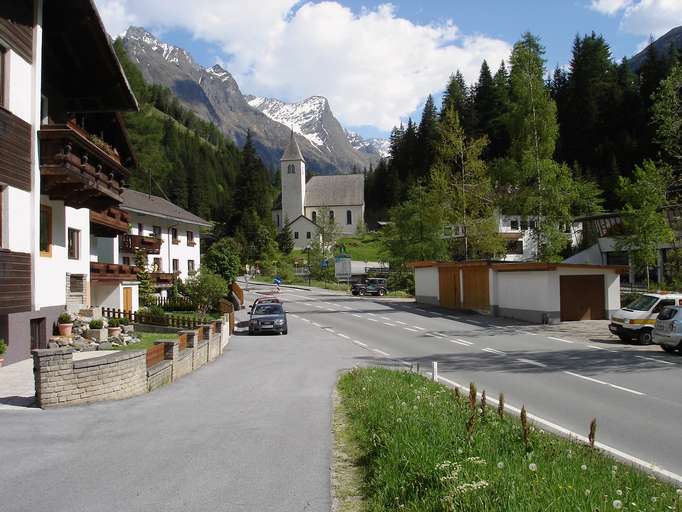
439;268;460;309
462;267;490;310
559;275;605;321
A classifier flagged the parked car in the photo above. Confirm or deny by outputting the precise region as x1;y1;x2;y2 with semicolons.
248;303;288;335
351;278;388;297
653;305;682;353
609;293;682;344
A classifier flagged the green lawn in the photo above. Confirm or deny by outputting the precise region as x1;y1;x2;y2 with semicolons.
338;368;680;511
114;331;178;351
337;232;384;263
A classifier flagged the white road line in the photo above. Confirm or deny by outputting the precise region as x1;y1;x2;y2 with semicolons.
403;327;418;333
351;314;363;318
516;358;547;367
435;375;681;484
326;328;336;334
304;303;313;307
367;312;376;316
353;340;367;348
548;336;574;344
412;326;425;331
372;349;390;356
312;322;322;327
301;318;310;323
395;321;407;325
367;318;378;322
338;333;350;340
314;305;323;309
587;344;613;351
447;315;460;320
453;338;474;346
380;316;390;321
564;371;645;396
635;355;676;365
521;331;538;336
340;305;352;310
482;347;506;355
325;308;335;311
448;339;472;347
383;322;396;327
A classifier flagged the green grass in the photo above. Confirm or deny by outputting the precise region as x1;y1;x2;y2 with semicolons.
338;368;681;511
338;233;384;263
165;310;222;321
114;331;178;351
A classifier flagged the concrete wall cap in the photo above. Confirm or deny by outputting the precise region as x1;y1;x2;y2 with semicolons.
72;350;145;369
32;348;74;356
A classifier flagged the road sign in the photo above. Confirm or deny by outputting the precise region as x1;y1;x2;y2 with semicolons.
335;256;352;280
320;260;329;269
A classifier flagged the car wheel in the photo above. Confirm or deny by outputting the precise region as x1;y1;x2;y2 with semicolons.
617;335;632;343
359;290;365;296
661;344;676;353
283;329;288;335
352;290;359;296
638;328;653;345
378;289;386;296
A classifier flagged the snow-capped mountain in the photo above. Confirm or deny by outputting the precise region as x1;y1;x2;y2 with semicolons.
346;131;391;159
122;26;378;174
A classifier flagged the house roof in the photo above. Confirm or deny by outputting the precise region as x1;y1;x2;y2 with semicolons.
409;260;627;274
305;174;364;207
281;130;305;162
120;189;211;227
286;215;318;229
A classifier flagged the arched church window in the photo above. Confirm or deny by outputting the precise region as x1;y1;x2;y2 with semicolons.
312;211;317;223
346;210;352;225
287;164;295;174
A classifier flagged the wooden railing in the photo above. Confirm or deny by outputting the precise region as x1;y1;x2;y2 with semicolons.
150;272;179;285
120;234;162;254
90;262;137;282
146;343;165;369
101;307;200;329
90;208;130;237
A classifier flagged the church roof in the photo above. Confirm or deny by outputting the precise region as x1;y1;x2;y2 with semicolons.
281;130;305;162
305;174;364;207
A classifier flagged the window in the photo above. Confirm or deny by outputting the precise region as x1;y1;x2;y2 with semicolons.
172;259;179;273
506;240;524;255
138;223;143;235
287;164;296;174
171;227;179;244
346;210;352;225
510;220;519;231
520;220;528;231
122;256;131;266
152;258;162;272
329;210;334;221
276;215;280;227
40;205;52;256
653;299;676;314
67;228;80;260
529;220;537;230
306;232;311;239
187;231;195;246
153;225;162;238
188;260;195;274
294;231;299;239
311;211;317;223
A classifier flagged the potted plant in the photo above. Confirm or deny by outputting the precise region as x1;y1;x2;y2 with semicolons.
107;318;122;338
58;312;73;336
0;339;6;367
87;319;107;342
118;316;134;334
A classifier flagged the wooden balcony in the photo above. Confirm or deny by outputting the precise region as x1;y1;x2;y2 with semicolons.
39;124;130;211
90;207;130;237
150;272;180;287
0;250;31;314
90;262;137;282
120;234;162;255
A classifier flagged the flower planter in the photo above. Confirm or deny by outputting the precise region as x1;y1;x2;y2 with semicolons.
122;324;135;334
108;327;122;338
86;328;108;343
58;323;73;336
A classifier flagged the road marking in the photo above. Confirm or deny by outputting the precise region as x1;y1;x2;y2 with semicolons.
367;318;378;322
564;371;645;396
482;347;506;355
635;355;676;365
353;340;367;348
435;375;681;484
380;316;391;320
367;312;376;316
338;333;350;340
412;326;425;331
326;328;336;334
403;327;418;332
324;302;335;306
383;322;396;327
304;303;313;307
312;322;322;327
301;318;310;323
587;344;613;351
453;338;474;346
373;349;390;356
548;336;574;344
340;305;352;310
516;358;547;367
448;339;472;347
395;321;407;325
521;331;538;336
314;305;323;309
290;314;299;318
447;315;460;320
351;313;363;318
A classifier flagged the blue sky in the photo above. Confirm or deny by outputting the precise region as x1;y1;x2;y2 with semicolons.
97;0;679;139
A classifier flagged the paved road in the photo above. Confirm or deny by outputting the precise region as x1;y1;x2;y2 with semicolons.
0;293;368;512
261;282;682;480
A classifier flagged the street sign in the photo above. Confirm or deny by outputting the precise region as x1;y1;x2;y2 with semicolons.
335;256;352;280
320;260;329;269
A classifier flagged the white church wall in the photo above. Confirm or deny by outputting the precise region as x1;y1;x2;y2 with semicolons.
289;217;320;250
282;159;305;222
305;205;363;236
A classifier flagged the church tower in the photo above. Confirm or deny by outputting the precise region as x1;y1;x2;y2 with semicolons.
281;130;306;224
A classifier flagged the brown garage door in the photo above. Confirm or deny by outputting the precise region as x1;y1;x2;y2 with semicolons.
439;268;460;309
462;266;490;310
560;275;605;321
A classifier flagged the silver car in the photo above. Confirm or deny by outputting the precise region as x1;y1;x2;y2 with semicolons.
653;306;682;354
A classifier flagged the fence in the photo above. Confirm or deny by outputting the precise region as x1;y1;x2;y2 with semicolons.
101;307;200;329
146;343;165;368
152;296;194;312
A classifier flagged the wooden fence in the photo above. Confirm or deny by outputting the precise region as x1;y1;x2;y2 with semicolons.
101;307;200;329
146;343;165;369
152;296;194;312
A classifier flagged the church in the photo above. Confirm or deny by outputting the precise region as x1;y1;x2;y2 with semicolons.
272;132;365;249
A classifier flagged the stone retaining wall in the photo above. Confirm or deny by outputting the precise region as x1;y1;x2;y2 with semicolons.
33;317;230;408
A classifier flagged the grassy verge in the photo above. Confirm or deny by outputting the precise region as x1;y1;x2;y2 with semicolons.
332;388;366;512
337;233;384;262
337;368;681;511
114;331;178;351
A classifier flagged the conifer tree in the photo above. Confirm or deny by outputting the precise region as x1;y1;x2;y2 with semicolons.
416;95;439;180
276;218;295;254
135;250;156;307
441;71;475;135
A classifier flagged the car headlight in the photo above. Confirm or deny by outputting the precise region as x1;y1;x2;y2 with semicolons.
623;319;630;324
275;319;285;325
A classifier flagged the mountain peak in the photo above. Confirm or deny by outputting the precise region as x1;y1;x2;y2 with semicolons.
123;26;192;67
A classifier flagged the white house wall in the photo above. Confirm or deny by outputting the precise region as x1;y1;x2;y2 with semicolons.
495;271;559;323
4;187;31;253
415;268;439;305
289;216;320;250
91;281;139;312
5;50;33;124
305;205;363;236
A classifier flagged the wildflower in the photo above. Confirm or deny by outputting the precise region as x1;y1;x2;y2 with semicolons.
528;463;537;472
651;497;657;503
612;499;623;509
677;489;682;496
612;465;618;472
497;462;504;469
585;489;591;496
581;464;588;471
457;448;463;455
397;418;402;423
616;490;623;496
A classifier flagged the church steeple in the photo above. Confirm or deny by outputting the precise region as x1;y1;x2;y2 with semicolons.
281;129;305;162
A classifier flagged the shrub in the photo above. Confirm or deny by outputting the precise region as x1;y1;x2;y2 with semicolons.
139;305;165;317
89;319;104;329
108;318;121;328
118;317;130;326
58;312;72;324
0;339;6;355
184;271;228;322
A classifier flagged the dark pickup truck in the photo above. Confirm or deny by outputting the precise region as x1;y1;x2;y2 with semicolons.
351;278;388;297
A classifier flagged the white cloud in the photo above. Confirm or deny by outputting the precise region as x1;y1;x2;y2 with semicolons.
590;0;682;38
589;0;633;15
94;1;511;131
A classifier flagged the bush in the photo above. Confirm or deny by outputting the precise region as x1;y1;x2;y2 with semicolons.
89;319;104;329
118;317;130;326
0;339;6;355
139;305;165;317
108;318;121;328
58;312;72;324
184;271;228;322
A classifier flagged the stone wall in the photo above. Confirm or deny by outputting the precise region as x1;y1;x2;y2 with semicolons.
33;317;230;408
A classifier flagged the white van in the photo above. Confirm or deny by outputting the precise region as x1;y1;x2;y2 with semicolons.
609;293;682;344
